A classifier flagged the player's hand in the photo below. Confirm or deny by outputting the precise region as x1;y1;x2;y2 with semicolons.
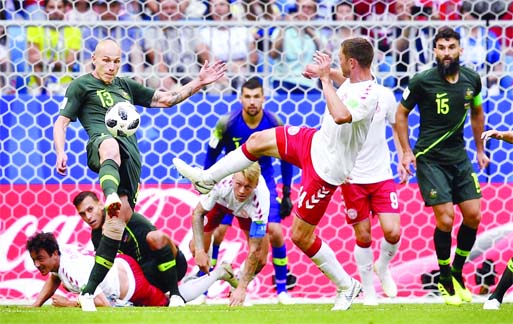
396;161;409;184
51;295;76;307
279;186;293;219
476;150;490;170
194;250;211;275
302;64;320;79
312;51;331;82
400;151;416;177
481;130;502;142
229;287;246;307
55;152;68;175
198;60;227;86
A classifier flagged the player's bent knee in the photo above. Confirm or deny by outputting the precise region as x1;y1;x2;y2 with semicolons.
103;216;126;241
146;230;168;250
291;233;310;251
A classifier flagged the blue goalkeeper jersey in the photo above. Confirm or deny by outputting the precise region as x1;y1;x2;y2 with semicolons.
204;109;293;192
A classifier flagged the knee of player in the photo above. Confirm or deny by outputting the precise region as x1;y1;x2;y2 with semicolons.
354;232;372;246
290;231;310;249
146;230;168;250
383;230;401;245
246;131;269;152
266;222;282;235
463;212;482;227
99;138;122;162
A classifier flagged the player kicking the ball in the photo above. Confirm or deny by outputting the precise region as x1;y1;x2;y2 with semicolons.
174;38;380;311
53;39;226;310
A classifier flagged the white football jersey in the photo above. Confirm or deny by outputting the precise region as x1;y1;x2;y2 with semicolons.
348;84;398;183
200;174;270;224
52;245;132;301
311;79;379;185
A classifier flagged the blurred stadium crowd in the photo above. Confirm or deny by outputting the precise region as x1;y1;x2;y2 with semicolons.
0;0;512;96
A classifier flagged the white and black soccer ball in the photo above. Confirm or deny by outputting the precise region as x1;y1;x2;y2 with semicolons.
104;101;140;137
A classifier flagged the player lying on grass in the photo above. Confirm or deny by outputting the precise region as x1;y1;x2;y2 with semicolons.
27;232;236;308
73;190;204;307
189;163;270;306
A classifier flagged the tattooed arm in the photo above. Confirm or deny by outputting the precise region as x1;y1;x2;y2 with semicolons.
150;60;226;108
229;235;268;306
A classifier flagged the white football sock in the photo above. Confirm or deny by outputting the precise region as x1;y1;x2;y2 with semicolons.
354;245;375;294
311;241;352;291
178;267;223;302
375;238;399;268
204;148;254;183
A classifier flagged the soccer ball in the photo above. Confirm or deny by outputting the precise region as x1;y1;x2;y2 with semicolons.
105;101;140;137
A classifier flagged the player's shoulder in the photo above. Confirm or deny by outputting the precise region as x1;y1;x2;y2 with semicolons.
69;73;93;86
262;109;283;126
376;83;394;97
376;84;397;107
255;175;270;194
127;212;150;225
216;111;240;133
406;68;437;90
414;67;436;81
225;110;242;124
459;66;481;83
213;176;233;194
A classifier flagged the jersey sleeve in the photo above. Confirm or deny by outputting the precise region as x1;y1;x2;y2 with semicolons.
204;115;229;168
199;187;220;211
382;87;398;124
253;176;270;224
400;74;421;110
346;82;379;123
60;79;85;121
122;77;155;108
473;74;483;107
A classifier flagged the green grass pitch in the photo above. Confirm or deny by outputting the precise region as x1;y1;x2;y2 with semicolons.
1;303;512;324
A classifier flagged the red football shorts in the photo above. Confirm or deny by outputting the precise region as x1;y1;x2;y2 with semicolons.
117;254;168;306
204;203;251;232
275;126;338;225
340;179;399;225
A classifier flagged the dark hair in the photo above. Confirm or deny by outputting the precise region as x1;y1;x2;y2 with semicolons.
26;232;61;256
73;190;100;208
341;37;374;68
332;0;354;20
433;27;460;47
241;77;263;91
44;0;69;7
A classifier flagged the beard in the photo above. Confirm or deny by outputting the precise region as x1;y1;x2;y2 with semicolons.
436;56;460;78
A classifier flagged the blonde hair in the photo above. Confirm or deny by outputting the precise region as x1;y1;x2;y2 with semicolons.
241;162;261;185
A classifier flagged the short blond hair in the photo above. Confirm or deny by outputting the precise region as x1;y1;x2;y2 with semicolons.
241;162;261;185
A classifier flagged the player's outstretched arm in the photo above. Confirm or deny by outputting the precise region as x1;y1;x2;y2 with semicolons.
51;295;79;307
482;129;513;144
470;104;489;170
191;203;211;274
53;115;71;176
93;293;111;307
31;275;61;307
395;103;416;175
315;51;352;124
229;236;264;306
151;60;227;108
